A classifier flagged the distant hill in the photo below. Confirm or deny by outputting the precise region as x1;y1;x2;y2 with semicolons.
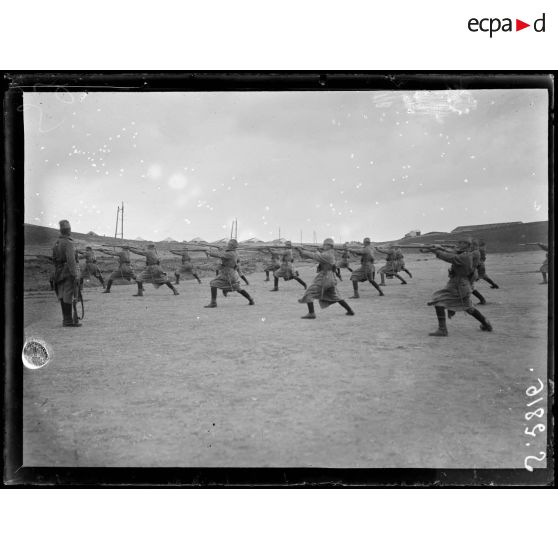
393;221;548;252
24;220;549;256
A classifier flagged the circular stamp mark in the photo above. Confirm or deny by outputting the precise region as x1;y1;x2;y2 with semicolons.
22;338;51;370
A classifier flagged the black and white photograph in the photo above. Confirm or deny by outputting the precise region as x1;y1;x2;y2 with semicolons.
5;73;553;483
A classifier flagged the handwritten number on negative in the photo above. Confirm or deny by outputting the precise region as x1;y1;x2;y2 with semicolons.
524;452;546;472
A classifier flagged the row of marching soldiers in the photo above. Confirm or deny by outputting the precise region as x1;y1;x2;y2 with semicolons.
50;219;548;335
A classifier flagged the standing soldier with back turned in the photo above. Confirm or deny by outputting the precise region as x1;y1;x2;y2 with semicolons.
52;219;82;327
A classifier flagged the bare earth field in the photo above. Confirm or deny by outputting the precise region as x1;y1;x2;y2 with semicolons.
23;251;549;468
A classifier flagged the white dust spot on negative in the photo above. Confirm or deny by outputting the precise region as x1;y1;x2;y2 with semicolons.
350;153;354;159
184;218;191;224
464;179;469;183
261;317;266;322
147;164;163;180
168;173;187;190
533;201;542;212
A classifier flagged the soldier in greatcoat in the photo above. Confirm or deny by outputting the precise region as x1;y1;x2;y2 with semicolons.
128;244;179;296
263;249;281;282
376;245;408;286
348;237;384;298
98;245;137;293
336;244;353;278
51;220;82;327
295;238;355;319
170;249;202;285
394;247;413;279
537;243;549;284
468;239;487;305
477;240;500;289
77;246;106;288
204;239;254;307
426;239;492;337
271;241;307;292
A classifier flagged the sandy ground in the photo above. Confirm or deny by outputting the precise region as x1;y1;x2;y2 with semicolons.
22;251;550;468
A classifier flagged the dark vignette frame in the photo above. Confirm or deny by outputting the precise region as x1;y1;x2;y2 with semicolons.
2;71;555;487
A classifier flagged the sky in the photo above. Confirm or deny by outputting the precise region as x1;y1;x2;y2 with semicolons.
24;89;548;243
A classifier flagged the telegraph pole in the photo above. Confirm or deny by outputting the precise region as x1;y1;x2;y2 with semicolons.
114;206;120;239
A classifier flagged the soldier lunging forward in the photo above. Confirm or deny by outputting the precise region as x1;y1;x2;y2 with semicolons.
426;239;492;337
271;241;307;292
295;238;355;319
348;237;384;298
204;239;254;308
170;249;202;285
98;245;137;293
128;244;179;296
77;246;105;289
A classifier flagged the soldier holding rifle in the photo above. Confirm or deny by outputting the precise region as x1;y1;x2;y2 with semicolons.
519;242;549;284
170;248;203;285
294;239;355;319
204;239;254;308
469;239;487;306
477;240;500;289
263;248;281;282
423;239;493;337
127;244;179;297
375;245;408;286
270;241;307;292
336;243;353;279
347;237;384;298
51;220;82;327
77;246;106;289
98;245;137;293
394;247;413;279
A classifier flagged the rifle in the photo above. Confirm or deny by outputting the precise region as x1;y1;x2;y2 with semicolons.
169;248;209;253
388;244;455;249
25;254;53;260
72;280;84;324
